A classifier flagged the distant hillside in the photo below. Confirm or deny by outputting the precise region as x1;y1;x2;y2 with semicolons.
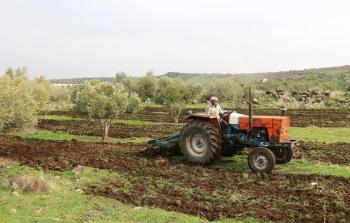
163;65;350;80
161;65;350;88
50;77;115;84
50;65;350;87
48;65;350;108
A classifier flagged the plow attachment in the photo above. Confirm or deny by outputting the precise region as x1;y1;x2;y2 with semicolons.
148;132;180;149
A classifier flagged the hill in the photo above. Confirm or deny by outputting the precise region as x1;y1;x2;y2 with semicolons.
162;65;350;88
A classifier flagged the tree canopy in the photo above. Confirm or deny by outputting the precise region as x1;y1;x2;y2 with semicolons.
72;81;142;140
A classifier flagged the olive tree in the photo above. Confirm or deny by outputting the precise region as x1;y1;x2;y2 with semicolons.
49;86;71;103
205;80;244;106
72;81;142;140
137;70;156;101
115;72;138;93
32;76;51;112
0;67;58;132
0;72;37;132
154;77;195;124
184;85;203;103
126;92;143;113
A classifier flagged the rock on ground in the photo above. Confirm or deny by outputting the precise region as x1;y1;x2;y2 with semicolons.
9;176;50;193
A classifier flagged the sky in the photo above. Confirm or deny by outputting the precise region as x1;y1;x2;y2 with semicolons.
0;0;349;78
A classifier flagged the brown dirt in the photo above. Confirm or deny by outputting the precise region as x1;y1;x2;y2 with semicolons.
0;135;349;222
37;119;182;139
295;141;350;165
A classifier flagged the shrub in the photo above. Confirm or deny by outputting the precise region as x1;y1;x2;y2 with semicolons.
0;73;37;132
137;70;156;101
126;92;143;113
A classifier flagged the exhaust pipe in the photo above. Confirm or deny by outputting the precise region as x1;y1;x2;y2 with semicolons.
248;86;253;132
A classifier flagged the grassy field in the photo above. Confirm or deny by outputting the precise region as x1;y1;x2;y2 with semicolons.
41;115;166;125
1;157;348;223
1;113;350;222
289;127;350;143
0;160;258;223
214;156;350;177
39;115;80;121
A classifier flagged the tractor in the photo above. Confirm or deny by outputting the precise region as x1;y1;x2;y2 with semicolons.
149;89;296;173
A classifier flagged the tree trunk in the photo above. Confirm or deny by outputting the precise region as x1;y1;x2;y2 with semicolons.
174;107;182;124
174;115;178;124
103;123;110;141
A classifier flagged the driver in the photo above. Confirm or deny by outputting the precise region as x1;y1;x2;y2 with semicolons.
205;96;224;119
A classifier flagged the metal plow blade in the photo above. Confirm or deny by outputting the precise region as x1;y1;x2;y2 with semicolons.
148;131;180;149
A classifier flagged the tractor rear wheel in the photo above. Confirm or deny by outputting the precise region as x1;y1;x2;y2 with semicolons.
179;120;222;164
248;148;276;173
274;145;293;164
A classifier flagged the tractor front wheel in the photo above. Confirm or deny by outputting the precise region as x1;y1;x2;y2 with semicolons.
248;148;276;173
179;121;221;164
274;145;293;164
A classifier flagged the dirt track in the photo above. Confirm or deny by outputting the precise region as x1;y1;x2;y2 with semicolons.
0;135;349;222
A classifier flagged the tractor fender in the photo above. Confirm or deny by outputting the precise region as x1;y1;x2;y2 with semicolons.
186;113;221;130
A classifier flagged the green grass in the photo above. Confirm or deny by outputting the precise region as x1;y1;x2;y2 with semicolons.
2;158;345;223
111;119;164;125
17;130;151;144
152;111;169;115
289;127;350;143
143;104;164;108
215;156;350;178
40;115;166;125
0;161;257;223
38;115;80;121
276;159;350;177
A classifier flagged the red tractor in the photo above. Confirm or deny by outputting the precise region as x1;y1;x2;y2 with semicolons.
149;87;295;173
149;111;296;173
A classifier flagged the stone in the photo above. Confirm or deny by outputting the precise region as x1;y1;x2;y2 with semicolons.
12;191;20;197
75;189;84;194
72;165;85;175
132;206;143;211
252;98;259;104
9;176;49;193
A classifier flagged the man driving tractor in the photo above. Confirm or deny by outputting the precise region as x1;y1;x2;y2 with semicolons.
205;96;224;119
206;96;243;133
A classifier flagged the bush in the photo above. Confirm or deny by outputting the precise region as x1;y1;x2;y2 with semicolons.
126;92;143;113
32;76;51;111
0;73;37;132
137;70;156;101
